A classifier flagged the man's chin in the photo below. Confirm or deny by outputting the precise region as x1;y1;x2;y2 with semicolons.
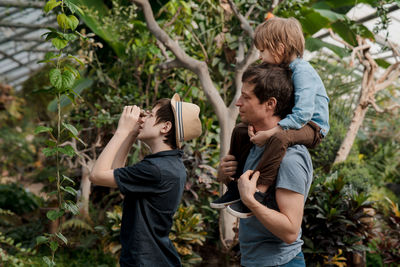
239;115;248;123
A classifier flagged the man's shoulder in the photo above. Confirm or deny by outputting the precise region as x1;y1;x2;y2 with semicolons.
277;145;313;195
281;145;311;167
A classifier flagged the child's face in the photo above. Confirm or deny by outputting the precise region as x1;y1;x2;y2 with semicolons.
258;47;281;64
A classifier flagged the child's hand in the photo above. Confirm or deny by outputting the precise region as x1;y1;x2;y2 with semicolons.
116;105;142;136
248;125;283;146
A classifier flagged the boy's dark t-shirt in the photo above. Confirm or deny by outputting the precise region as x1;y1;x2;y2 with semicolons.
113;150;186;267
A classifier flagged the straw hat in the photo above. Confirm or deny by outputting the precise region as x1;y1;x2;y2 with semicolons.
170;93;202;148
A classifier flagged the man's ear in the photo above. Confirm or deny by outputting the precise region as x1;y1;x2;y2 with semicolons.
160;121;172;134
265;97;277;111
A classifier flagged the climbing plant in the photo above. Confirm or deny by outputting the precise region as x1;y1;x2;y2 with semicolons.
34;0;87;266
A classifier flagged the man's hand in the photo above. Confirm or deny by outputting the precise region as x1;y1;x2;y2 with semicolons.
248;125;283;146
116;105;142;136
217;154;238;184
237;170;259;205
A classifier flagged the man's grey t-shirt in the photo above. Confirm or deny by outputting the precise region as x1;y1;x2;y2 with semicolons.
239;144;313;267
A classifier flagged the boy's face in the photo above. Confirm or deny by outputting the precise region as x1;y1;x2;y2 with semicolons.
136;105;165;142
258;47;280;64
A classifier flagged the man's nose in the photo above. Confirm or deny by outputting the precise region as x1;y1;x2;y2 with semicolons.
236;98;242;106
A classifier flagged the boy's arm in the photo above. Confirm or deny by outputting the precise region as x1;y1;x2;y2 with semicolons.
248;125;283;146
90;106;141;188
279;65;319;130
111;131;138;169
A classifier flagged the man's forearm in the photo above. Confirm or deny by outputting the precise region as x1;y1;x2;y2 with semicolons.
246;200;301;244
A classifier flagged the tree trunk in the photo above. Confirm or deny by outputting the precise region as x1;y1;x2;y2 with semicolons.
78;160;93;219
334;104;368;164
218;115;239;247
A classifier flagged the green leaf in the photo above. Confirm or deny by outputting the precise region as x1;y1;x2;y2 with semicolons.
57;13;69;29
62;186;78;196
44;0;61;13
36;236;48;245
55;232;68;245
44;52;60;61
43;147;57;157
68;55;84;67
313;8;346;22
298;7;330;35
52;37;68;49
331;21;357;46
62;175;75;185
50;241;58;252
43;31;59;41
305;37;349;58
47;78;93;112
48;176;56;182
64;64;80;78
62;33;78;41
64;0;84;14
34;126;53;134
63;201;79;215
47;209;64;221
49;68;62;89
67;15;79;31
61;70;76;89
62;122;78;136
59;145;75;157
42;256;55;267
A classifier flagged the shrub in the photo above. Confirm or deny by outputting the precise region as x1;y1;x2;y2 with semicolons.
302;172;375;265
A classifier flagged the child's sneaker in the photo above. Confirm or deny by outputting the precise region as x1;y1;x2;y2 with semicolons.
226;191;267;218
210;180;240;209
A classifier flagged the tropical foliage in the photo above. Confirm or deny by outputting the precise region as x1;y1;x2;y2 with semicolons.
0;0;399;266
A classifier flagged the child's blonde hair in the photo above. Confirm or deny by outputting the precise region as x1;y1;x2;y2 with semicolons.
254;17;305;65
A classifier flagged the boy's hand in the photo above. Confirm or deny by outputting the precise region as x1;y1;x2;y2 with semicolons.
116;105;142;136
248;125;283;146
217;154;238;184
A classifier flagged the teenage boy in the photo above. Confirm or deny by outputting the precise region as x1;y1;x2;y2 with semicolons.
90;94;202;267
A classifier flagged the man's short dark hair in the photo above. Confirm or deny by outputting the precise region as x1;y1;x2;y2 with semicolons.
153;98;177;149
242;63;294;119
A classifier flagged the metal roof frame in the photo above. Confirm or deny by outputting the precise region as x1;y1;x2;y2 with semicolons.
0;1;399;89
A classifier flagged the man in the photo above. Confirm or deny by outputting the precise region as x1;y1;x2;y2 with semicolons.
218;64;313;266
90;94;201;266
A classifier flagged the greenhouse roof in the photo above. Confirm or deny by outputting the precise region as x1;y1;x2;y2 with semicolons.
0;1;399;89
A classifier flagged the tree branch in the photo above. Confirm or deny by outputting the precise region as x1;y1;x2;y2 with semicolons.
164;6;182;28
369;99;400;113
132;0;228;131
227;0;254;38
158;59;185;70
227;0;258;112
375;68;400;92
156;39;170;60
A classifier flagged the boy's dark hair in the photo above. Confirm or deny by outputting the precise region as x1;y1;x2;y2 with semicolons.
242;63;294;119
153;98;177;149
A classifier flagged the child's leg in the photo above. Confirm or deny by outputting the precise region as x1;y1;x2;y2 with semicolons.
255;123;322;188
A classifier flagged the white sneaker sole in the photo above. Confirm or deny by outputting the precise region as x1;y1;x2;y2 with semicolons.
210;199;240;209
226;205;253;218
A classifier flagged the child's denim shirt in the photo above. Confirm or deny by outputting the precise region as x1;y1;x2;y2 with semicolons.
278;58;330;136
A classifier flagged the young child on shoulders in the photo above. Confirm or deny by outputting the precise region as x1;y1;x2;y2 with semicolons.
211;16;330;218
